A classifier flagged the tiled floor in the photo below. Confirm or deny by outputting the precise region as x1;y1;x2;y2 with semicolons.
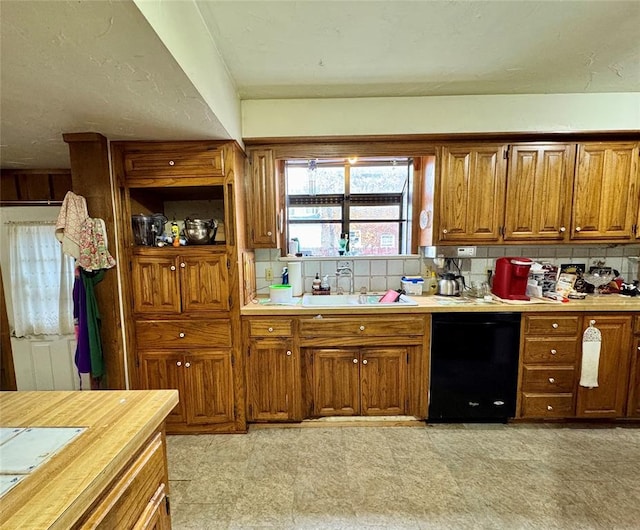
166;423;640;529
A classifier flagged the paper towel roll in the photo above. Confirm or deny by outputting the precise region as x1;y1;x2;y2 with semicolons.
288;261;303;296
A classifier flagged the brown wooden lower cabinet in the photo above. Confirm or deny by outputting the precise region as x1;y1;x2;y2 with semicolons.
307;347;408;417
246;337;299;421
576;315;632;418
138;349;236;430
625;319;640;418
521;393;575;418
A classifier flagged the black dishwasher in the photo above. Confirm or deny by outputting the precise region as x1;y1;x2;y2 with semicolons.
429;312;521;422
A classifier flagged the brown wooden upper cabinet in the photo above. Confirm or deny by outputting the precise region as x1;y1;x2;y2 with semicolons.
245;149;283;248
503;144;576;241
571;142;640;241
437;144;507;243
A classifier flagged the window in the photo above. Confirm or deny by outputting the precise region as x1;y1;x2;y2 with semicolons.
285;158;413;256
7;222;74;336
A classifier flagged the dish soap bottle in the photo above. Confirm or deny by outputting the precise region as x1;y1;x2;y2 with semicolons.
312;273;321;293
428;271;438;295
281;267;289;285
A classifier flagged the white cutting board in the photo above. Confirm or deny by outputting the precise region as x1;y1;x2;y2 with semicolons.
0;427;85;496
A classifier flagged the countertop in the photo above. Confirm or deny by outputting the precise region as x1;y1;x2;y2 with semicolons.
241;293;640;316
0;390;179;530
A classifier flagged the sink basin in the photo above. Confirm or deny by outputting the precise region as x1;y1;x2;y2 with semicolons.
301;293;418;307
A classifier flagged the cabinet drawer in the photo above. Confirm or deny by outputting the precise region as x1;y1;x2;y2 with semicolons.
521;393;574;418
299;316;425;337
523;337;578;363
248;319;293;337
522;366;575;393
136;319;232;348
78;433;165;529
524;315;579;336
124;148;223;177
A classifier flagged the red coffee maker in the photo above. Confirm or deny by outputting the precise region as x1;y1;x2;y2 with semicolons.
491;257;533;300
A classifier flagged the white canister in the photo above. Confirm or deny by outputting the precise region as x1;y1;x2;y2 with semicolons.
287;261;303;296
269;284;293;304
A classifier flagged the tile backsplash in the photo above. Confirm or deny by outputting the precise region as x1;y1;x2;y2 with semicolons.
253;245;640;296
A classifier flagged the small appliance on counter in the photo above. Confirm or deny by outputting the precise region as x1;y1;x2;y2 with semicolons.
436;272;462;296
491;257;533;300
131;213;167;246
183;217;218;245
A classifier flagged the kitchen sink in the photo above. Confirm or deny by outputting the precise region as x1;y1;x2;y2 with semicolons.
301;293;418;307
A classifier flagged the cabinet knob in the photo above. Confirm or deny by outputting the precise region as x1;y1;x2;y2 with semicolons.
442;229;448;234
550;349;557;355
169;160;175;166
353;358;358;364
180;262;186;268
176;361;182;367
185;362;190;368
179;332;185;338
359;325;365;331
286;350;292;356
549;377;555;384
547;405;553;411
575;226;581;232
267;231;272;236
362;359;368;365
170;265;176;271
559;226;566;233
589;319;596;326
268;327;274;332
552;323;559;329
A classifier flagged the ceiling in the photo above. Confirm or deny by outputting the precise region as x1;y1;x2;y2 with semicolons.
1;0;639;170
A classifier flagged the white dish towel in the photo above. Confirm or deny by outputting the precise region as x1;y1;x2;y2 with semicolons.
580;321;602;388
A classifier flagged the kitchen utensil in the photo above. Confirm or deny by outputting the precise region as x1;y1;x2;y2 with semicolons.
183;217;218;245
437;273;461;296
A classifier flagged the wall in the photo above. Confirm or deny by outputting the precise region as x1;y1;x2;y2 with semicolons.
253;244;640;297
242;93;640;138
0;206;79;390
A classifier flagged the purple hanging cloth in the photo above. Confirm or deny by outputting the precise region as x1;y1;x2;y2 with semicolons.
73;266;91;377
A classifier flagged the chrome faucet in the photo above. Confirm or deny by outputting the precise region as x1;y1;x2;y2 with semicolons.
336;266;354;295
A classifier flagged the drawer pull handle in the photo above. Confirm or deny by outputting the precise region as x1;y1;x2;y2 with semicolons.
185;362;190;368
442;229;448;234
547;405;553;411
180;262;186;268
359;325;365;331
550;349;557;355
552;323;559;329
179;332;185;338
575;226;581;232
169;160;175;166
267;231;272;236
286;350;292;356
549;377;555;384
268;327;274;332
176;361;182;367
362;359;368;365
353;358;358;364
170;265;176;271
589;319;596;326
559;226;566;233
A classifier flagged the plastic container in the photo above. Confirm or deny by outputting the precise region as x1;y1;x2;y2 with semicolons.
269;284;293;304
401;276;424;295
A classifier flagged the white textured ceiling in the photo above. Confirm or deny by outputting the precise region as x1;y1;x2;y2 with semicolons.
1;0;639;169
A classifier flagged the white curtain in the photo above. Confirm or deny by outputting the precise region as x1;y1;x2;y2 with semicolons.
8;223;74;337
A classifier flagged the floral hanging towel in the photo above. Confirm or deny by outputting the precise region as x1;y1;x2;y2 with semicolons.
78;218;116;272
55;191;88;259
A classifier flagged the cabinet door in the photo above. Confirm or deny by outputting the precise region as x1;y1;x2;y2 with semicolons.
360;348;407;416
311;349;360;416
504;144;575;241
184;350;235;425
247;338;297;421
132;256;181;314
627;337;640;418
132;483;170;530
180;254;229;312
438;145;507;242
138;351;186;425
576;315;633;418
247;149;280;248
571;142;639;240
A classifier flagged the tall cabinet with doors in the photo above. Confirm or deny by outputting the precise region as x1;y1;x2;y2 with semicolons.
112;141;248;434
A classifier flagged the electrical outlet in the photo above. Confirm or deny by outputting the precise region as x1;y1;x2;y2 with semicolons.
338;260;353;269
265;268;273;282
456;246;476;257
